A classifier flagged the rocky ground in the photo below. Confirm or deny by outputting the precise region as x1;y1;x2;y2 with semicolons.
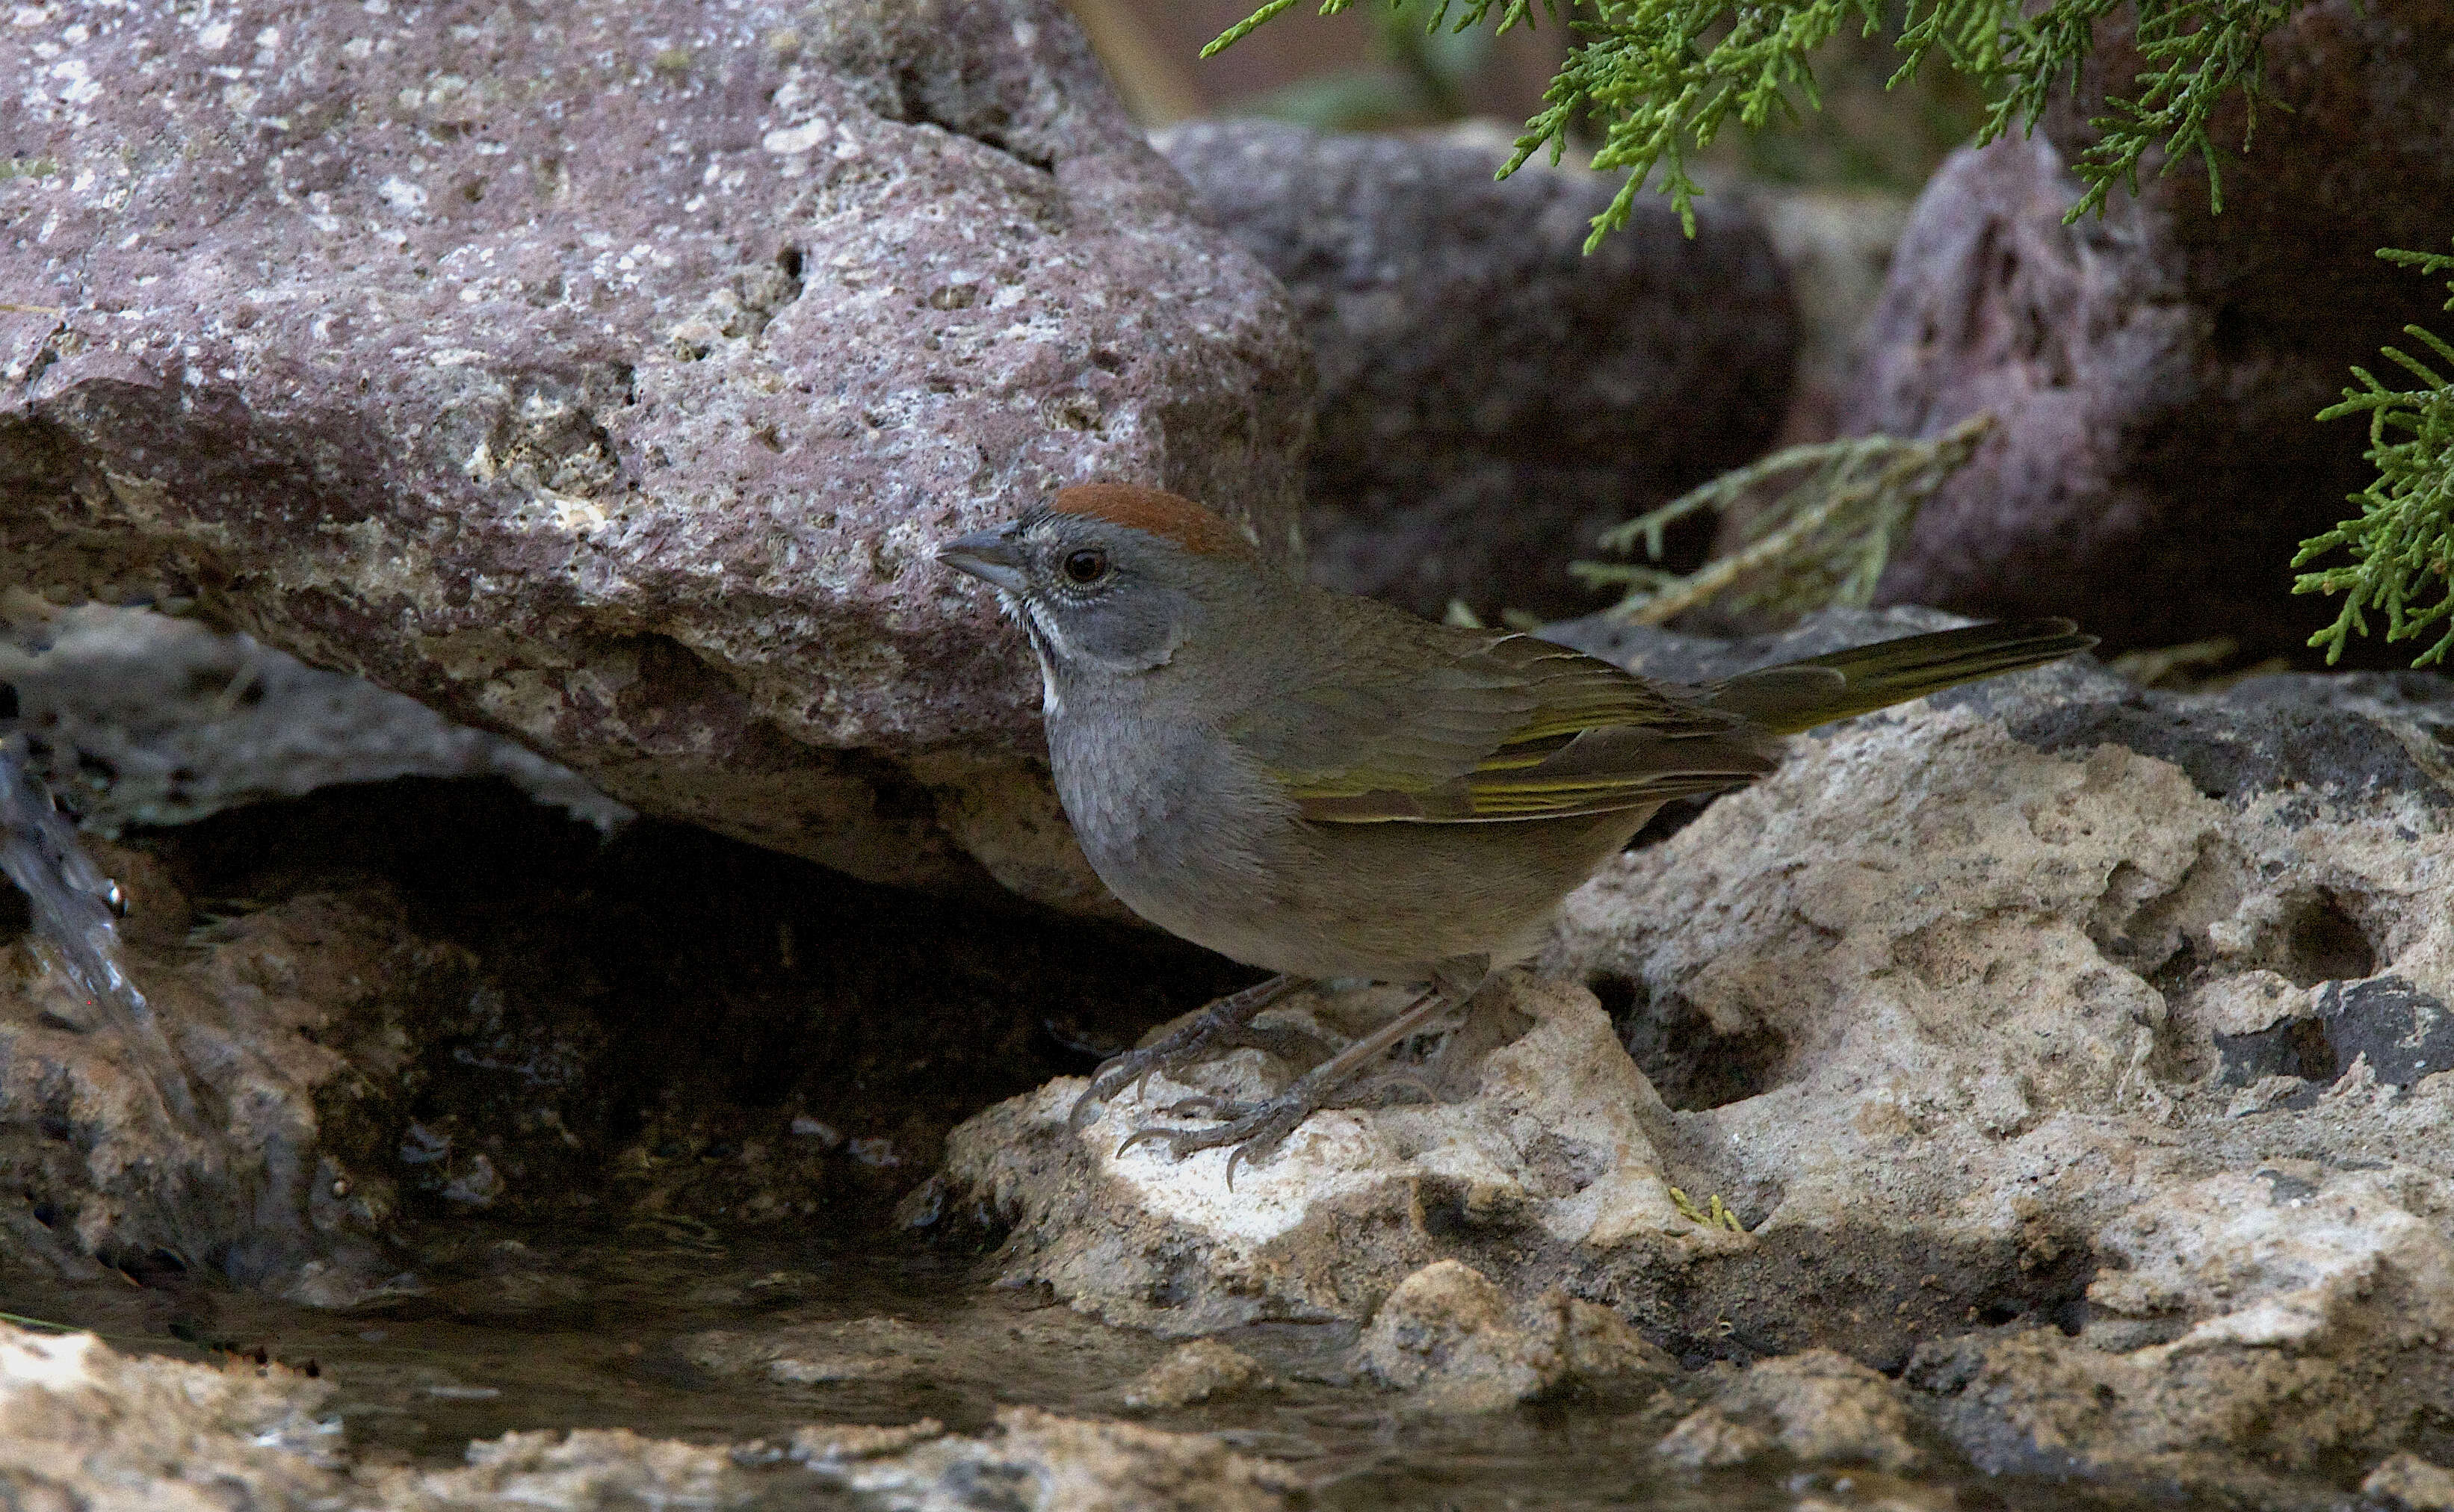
926;609;2454;1503
10;607;2453;1509
7;0;2454;1507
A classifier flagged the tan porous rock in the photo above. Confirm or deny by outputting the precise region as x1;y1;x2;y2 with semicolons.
1122;1340;1276;1411
1657;1350;1925;1472
1358;1260;1673;1412
931;973;1722;1336
931;608;2454;1498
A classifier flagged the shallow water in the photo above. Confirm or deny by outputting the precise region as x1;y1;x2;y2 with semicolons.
0;1218;2182;1511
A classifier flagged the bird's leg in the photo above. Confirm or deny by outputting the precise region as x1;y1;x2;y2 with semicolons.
1067;973;1307;1130
1120;957;1492;1180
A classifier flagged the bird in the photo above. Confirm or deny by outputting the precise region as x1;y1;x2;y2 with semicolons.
938;482;2093;1174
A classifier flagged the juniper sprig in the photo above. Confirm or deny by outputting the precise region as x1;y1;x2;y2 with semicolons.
1205;0;2300;242
2293;244;2454;666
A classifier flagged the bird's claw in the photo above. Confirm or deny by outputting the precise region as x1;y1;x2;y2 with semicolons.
1067;1049;1177;1131
1113;1090;1315;1186
1066;975;1305;1131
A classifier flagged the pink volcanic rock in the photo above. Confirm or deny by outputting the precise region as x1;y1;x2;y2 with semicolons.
0;0;1307;909
1846;0;2454;658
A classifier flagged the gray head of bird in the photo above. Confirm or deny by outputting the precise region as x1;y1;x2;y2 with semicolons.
934;483;1273;682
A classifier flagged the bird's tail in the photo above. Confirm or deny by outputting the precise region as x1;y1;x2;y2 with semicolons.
1704;619;2095;734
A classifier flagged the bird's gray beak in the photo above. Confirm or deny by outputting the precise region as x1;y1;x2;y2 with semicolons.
935;527;1027;595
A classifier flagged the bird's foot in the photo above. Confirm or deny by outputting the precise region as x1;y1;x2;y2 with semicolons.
1113;971;1487;1183
1115;1084;1322;1186
1142;1063;1431;1127
1067;974;1305;1131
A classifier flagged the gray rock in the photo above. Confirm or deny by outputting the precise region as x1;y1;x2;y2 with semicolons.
2216;976;2454;1095
1840;0;2454;657
1553;606;2454;817
1159;119;1795;621
1;602;628;834
0;0;1308;914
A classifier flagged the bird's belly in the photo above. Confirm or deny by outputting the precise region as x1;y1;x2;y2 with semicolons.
1049;707;1653;983
1086;805;1652;984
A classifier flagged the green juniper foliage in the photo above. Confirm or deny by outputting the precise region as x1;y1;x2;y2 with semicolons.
1208;0;2299;241
2293;245;2454;666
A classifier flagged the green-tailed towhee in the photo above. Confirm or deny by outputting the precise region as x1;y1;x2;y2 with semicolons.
938;483;2092;1172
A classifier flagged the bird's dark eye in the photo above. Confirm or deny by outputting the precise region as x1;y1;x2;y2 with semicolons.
1061;548;1110;585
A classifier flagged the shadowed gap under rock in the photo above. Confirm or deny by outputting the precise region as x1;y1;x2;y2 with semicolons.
3;775;1256;1271
1585;973;1787;1112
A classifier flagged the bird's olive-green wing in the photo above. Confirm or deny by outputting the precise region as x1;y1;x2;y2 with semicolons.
1223;631;1781;824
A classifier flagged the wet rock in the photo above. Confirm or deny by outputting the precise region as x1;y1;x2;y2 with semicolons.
2367;1452;2454;1512
0;0;1307;913
0;1317;1291;1511
793;1407;1297;1511
1843;0;2454;657
1657;1350;1925;1472
1159;118;1794;621
0;602;626;835
683;1316;948;1386
1357;1259;1673;1412
0;843;472;1295
933;974;1730;1336
1123;1339;1276;1410
387;1430;762;1510
0;1320;344;1509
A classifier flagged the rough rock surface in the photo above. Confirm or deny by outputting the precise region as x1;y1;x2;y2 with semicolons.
1356;1258;1673;1412
0;0;1308;911
1655;1350;1926;1472
794;1407;1295;1511
0;1322;350;1511
2369;1452;2454;1512
2;601;626;834
1122;1339;1276;1410
930;606;2454;1499
1844;0;2454;656
1160;119;1795;621
929;973;1725;1336
0;1319;1291;1511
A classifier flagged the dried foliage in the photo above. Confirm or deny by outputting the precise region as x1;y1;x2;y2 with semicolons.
1571;414;1992;623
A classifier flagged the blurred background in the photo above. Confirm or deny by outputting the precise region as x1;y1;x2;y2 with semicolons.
1063;0;1994;628
1057;1;2454;672
1064;0;1980;197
